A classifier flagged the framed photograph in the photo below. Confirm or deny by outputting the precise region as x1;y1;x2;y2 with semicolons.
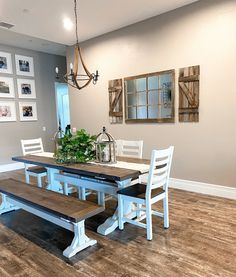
0;51;13;74
17;79;36;98
0;101;16;122
0;77;15;98
19;101;37;121
15;55;34;77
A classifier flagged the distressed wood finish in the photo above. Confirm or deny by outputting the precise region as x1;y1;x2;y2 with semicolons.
12;155;142;182
178;65;200;122
0;170;235;276
0;178;104;223
108;78;123;124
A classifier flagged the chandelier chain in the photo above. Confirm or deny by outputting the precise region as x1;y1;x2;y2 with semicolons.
74;0;79;45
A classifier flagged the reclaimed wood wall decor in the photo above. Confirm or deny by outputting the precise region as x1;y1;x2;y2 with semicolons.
178;65;200;122
108;79;123;124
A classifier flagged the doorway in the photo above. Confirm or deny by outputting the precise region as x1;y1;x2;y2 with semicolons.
55;82;70;133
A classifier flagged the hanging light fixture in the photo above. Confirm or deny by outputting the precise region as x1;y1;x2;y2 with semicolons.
55;0;99;90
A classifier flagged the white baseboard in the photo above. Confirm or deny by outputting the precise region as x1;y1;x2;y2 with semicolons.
170;178;236;200
0;162;25;173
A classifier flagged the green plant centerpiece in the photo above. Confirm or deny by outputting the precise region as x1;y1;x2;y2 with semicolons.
54;129;96;164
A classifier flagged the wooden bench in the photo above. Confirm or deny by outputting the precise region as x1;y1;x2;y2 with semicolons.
0;178;104;258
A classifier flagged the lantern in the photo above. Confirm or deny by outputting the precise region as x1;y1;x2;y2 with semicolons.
95;127;116;164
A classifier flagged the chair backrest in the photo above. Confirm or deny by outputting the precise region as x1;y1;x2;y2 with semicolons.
145;146;174;199
21;138;44;156
116;140;143;159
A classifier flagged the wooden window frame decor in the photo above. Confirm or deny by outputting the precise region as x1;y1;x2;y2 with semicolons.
108;78;123;124
178;65;200;122
124;70;175;123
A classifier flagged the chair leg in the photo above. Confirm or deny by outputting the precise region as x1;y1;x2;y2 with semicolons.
80;188;86;200
118;195;124;230
163;194;169;229
25;172;30;184
37;175;42;188
146;204;152;240
63;182;69;195
137;204;142;218
98;192;105;206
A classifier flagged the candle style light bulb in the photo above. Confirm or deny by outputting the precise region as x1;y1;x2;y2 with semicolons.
70;63;73;70
55;67;59;74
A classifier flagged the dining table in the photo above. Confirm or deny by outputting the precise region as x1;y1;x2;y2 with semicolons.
11;153;151;235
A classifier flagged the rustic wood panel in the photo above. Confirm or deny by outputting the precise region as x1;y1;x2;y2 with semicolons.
0;178;104;222
179;65;200;122
108;79;123;124
0;169;235;276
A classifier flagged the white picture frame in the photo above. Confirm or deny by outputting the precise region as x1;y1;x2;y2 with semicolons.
15;55;34;77
0;51;13;74
0;101;16;122
19;101;37;121
17;79;36;99
0;77;15;98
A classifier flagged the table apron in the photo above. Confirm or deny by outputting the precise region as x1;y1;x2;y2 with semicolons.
54;173;119;196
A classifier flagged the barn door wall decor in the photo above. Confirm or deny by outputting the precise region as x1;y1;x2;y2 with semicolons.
178;65;200;122
108;78;123;124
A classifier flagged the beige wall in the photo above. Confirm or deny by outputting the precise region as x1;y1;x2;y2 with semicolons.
68;0;236;188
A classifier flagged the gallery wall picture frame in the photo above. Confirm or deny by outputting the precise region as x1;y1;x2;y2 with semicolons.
17;78;36;99
0;51;13;74
0;77;15;98
0;101;16;122
15;55;34;77
19;101;37;121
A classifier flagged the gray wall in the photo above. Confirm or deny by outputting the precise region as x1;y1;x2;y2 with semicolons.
0;44;66;164
67;0;236;188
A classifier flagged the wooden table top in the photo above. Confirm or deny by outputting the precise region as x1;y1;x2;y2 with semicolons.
0;178;104;223
12;155;150;182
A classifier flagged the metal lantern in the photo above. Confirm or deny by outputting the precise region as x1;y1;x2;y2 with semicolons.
95;127;116;164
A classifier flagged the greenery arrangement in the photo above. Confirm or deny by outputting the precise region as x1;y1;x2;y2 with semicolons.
54;129;97;164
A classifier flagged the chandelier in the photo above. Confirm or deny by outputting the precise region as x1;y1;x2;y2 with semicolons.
55;0;99;90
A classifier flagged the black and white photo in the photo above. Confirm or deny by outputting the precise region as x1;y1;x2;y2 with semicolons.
19;102;37;121
15;55;34;77
0;101;16;122
0;77;15;98
17;79;36;98
0;51;12;74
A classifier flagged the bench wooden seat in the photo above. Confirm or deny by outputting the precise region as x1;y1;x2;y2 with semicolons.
0;178;104;258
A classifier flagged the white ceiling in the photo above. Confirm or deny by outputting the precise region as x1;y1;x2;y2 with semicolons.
0;0;198;55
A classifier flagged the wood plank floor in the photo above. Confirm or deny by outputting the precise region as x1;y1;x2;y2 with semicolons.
0;170;235;277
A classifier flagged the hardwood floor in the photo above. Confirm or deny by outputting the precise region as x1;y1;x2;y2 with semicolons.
0;170;235;277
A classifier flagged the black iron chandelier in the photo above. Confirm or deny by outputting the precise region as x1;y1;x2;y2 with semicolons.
55;0;99;90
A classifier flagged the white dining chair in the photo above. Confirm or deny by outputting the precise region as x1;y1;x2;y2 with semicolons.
117;146;174;240
116;139;143;159
80;139;144;206
21;138;47;188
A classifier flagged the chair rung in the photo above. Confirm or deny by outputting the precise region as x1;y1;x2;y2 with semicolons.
123;217;146;228
152;211;163;217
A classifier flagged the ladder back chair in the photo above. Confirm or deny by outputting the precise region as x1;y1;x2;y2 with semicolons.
21;138;47;188
80;139;144;206
116;139;143;159
118;146;174;240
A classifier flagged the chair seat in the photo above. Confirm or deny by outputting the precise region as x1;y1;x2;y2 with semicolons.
118;183;164;199
27;166;47;174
